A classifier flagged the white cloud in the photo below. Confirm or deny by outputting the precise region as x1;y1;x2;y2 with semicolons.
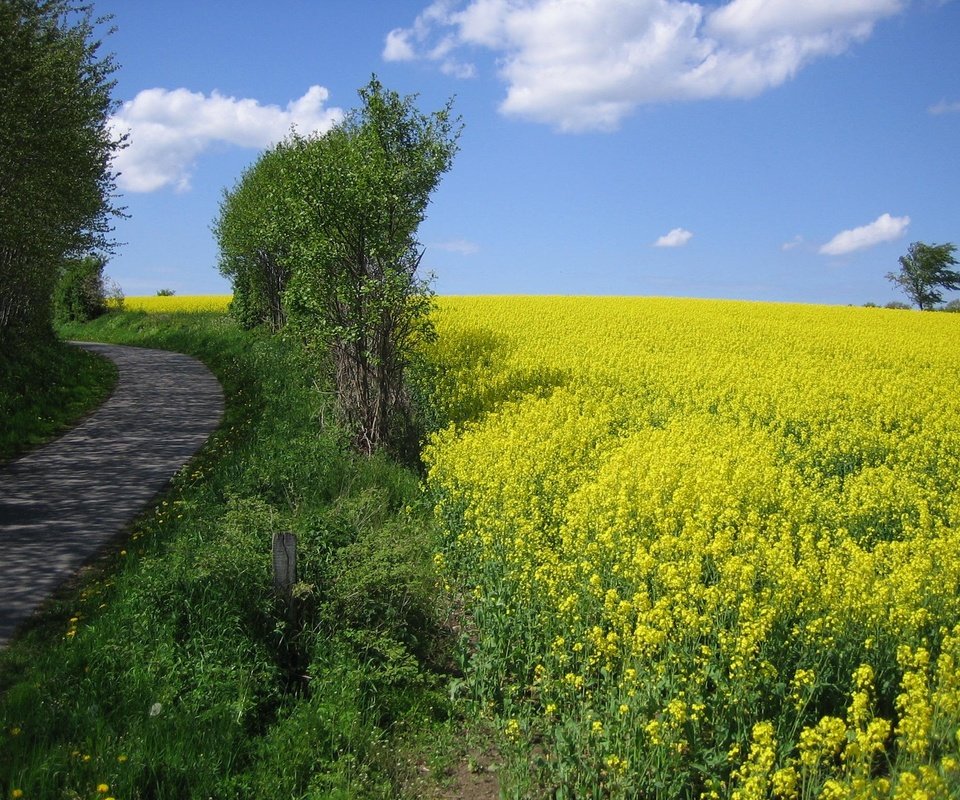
819;212;910;256
432;238;480;254
782;234;804;251
382;0;478;78
929;99;960;115
654;227;693;247
383;28;417;61
706;0;901;44
109;85;344;192
385;0;907;131
441;59;479;79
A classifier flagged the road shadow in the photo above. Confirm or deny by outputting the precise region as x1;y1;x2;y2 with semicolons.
0;342;224;645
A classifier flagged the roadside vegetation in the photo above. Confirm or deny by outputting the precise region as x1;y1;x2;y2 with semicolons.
1;1;123;466
1;19;483;788
0;1;123;358
0;308;478;799
214;76;460;456
1;249;122;463
0;338;116;463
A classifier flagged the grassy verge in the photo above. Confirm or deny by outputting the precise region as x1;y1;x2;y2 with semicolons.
0;335;117;463
0;310;466;799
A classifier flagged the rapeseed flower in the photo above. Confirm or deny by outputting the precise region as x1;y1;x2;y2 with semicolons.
422;296;960;797
123;295;231;312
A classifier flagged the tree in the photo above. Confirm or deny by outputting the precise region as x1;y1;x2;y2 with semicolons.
213;143;298;330
284;78;461;454
886;242;960;310
214;77;460;452
0;1;123;345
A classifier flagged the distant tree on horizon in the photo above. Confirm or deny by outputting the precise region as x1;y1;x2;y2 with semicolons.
886;241;960;310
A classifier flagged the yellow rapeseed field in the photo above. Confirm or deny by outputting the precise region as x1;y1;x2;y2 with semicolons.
422;297;960;799
122;295;232;312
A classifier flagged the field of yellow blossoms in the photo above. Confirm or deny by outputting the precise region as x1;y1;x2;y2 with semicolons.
121;295;232;312
421;297;960;799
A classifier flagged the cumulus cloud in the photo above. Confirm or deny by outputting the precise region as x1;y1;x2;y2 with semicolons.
819;213;910;256
383;28;417;61
109;85;344;192
383;1;477;79
432;238;481;254
385;0;907;131
705;0;901;44
929;99;960;115
654;227;693;247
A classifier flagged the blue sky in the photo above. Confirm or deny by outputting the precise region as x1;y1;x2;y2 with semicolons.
95;0;959;305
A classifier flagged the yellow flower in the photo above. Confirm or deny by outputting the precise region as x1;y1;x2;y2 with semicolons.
604;754;628;774
97;785;110;793
771;767;798;799
122;295;231;313
421;296;960;797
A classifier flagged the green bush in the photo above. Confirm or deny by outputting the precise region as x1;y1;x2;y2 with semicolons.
54;255;107;322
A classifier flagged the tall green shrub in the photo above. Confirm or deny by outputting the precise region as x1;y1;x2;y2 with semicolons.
215;77;461;454
54;255;107;323
214;144;298;330
284;78;461;454
0;1;123;346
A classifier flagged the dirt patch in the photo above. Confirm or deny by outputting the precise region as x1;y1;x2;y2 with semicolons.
398;737;502;800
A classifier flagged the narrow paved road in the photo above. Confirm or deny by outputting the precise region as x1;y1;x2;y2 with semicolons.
0;342;224;645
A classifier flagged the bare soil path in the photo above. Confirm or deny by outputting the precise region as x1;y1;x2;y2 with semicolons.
0;342;224;645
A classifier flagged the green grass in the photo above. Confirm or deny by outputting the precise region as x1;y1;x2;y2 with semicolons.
0;334;117;463
0;310;461;799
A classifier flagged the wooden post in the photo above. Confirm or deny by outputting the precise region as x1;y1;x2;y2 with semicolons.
272;532;297;597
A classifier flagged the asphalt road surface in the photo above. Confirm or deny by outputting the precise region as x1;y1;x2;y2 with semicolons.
0;342;224;646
